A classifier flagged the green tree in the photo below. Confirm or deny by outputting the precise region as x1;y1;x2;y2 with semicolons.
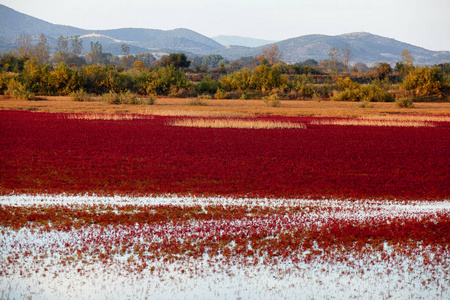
121;44;130;56
158;53;191;69
145;65;191;95
372;63;392;79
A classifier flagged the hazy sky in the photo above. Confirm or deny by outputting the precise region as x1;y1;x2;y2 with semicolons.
1;0;449;51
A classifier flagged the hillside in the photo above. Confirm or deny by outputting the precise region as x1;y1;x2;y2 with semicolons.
0;4;224;56
0;4;449;65
212;35;276;48
215;32;450;65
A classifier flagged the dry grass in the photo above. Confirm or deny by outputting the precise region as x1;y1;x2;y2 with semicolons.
1;95;449;118
311;119;435;127
62;113;148;120
169;118;307;129
361;114;450;122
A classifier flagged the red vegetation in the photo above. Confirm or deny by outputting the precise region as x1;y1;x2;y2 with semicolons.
0;111;449;199
1;203;448;263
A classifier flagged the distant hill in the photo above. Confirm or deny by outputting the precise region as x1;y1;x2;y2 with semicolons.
212;35;276;48
274;32;450;65
0;4;224;56
0;4;449;65
213;32;450;65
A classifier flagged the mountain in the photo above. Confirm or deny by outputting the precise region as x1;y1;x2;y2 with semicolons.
212;35;276;48
0;4;449;65
0;4;224;56
274;32;450;65
213;32;450;65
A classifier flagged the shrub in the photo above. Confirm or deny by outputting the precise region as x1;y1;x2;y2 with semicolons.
263;94;281;107
168;87;196;98
332;85;394;102
102;91;122;104
0;72;11;94
146;94;157;105
401;66;445;99
198;94;212;100
214;89;226;99
334;77;359;90
396;97;414;108
297;85;315;98
313;84;333;98
145;65;192;96
101;90;149;105
195;76;219;95
188;98;208;106
70;89;92;102
5;78;36;100
358;100;374;108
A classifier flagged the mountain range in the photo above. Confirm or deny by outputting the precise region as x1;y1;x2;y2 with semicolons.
1;4;449;65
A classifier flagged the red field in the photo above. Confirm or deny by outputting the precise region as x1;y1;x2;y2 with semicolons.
0;110;449;298
0;110;449;199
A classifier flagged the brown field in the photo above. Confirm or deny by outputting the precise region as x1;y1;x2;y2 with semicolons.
169;118;307;129
1;95;449;118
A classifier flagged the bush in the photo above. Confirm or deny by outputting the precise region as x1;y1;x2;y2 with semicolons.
0;73;11;94
195;76;219;95
168;87;196;98
5;78;36;100
401;66;445;99
214;89;226;99
396;97;414;108
145;66;192;96
297;85;315;98
146;94;157;105
332;84;394;102
101;90;149;105
334;77;359;90
263;94;281;107
188;98;208;106
358;100;374;108
70;89;92;102
102;91;122;104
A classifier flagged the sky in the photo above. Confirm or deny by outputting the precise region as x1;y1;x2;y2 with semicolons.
1;0;449;51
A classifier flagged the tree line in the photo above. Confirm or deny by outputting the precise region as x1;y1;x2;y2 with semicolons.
0;34;448;105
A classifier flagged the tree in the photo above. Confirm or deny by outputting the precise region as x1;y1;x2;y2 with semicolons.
256;45;282;66
158;53;190;69
372;63;392;79
71;35;83;56
328;46;340;74
134;53;156;67
16;33;33;59
54;35;69;63
401;50;414;68
86;41;103;65
401;66;444;98
33;34;50;64
341;44;352;72
301;59;318;67
121;44;130;56
352;62;369;73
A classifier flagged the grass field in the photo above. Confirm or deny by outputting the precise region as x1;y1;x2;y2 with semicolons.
1;95;450;118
